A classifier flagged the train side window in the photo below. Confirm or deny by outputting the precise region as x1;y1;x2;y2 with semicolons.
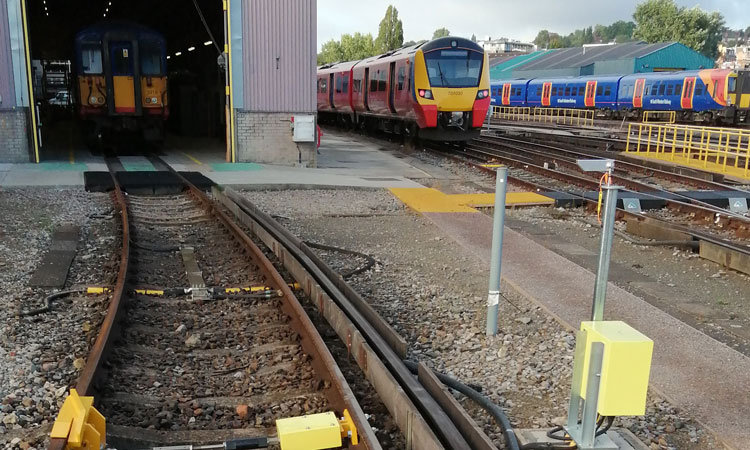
353;78;361;93
81;44;103;74
627;85;634;97
675;82;682;95
536;87;542;96
596;86;603;96
604;86;611;96
321;79;327;93
665;84;673;96
370;73;378;92
551;87;557;96
379;70;387;91
564;87;571;96
658;84;665;95
651;84;658;95
695;84;703;96
398;67;405;90
336;76;343;93
343;75;349;93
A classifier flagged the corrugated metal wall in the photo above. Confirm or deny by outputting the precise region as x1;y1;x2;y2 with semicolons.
635;43;715;73
241;0;316;112
0;0;16;109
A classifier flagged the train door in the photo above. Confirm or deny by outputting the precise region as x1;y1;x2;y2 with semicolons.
388;62;396;113
541;82;552;107
681;77;696;109
363;68;370;110
109;41;137;114
328;73;335;108
502;83;511;106
584;81;597;107
633;78;646;108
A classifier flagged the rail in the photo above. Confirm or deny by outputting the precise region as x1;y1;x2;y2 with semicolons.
642;110;676;124
625;123;750;179
489;106;594;127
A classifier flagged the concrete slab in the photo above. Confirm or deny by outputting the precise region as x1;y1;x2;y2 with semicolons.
0;170;84;187
418;211;750;450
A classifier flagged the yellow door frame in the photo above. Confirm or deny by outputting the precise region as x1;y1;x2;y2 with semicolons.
19;0;40;163
224;0;236;163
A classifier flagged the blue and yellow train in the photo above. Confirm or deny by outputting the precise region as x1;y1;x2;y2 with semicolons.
491;69;750;125
74;22;169;146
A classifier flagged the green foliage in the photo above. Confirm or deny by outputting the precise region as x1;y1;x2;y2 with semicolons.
317;33;377;65
633;0;724;58
534;21;636;49
375;5;404;53
432;28;450;39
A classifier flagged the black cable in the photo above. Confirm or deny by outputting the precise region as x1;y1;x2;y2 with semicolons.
402;360;520;450
192;0;222;55
304;241;377;280
20;289;85;316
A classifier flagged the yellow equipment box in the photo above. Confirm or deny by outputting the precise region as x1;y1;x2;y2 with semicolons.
276;411;342;450
579;321;654;416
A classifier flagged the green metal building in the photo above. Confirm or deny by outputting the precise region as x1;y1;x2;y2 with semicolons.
490;42;715;80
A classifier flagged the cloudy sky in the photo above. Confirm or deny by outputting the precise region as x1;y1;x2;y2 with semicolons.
317;0;749;50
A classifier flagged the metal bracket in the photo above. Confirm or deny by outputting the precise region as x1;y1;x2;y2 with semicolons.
728;197;748;214
621;197;642;214
181;247;209;300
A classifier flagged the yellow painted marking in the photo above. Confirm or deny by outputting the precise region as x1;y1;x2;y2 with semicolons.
389;188;478;213
449;192;554;208
182;152;203;165
630;152;750;183
69;149;75;164
480;164;503;168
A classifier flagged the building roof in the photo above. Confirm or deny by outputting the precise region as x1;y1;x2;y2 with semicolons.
518;42;673;71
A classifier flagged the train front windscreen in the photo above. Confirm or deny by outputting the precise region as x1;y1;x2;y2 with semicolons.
424;49;483;88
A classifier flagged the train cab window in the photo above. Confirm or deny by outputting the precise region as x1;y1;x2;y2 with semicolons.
564;87;571;96
140;41;163;76
665;84;673;96
729;77;737;93
658;84;666;95
604;86;611;96
81;44;103;74
398;67;405;90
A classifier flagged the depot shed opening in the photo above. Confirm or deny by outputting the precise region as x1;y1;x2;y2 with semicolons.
0;0;317;166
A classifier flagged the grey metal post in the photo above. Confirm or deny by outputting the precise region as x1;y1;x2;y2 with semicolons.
580;342;605;447
486;166;508;336
591;183;619;321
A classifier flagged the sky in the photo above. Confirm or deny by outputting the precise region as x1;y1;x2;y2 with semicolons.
317;0;750;50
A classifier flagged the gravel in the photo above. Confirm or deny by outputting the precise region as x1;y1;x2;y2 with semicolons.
0;188;119;448
241;188;722;450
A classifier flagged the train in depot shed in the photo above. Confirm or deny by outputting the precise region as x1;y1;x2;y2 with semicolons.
492;69;750;125
317;37;491;141
74;22;169;147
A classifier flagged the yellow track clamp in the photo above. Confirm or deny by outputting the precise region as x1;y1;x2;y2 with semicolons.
50;389;105;450
276;409;358;450
338;409;359;445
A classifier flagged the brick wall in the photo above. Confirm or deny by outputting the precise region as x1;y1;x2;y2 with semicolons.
235;111;316;167
0;109;31;163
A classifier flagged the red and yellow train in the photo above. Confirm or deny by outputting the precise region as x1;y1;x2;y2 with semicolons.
317;37;491;141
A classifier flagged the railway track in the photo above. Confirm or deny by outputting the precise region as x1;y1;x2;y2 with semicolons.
50;161;378;449
48;157;520;450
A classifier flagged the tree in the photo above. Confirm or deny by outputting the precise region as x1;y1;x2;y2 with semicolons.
432;28;450;39
375;5;404;53
633;0;724;58
534;30;551;48
318;39;343;65
471;34;477;42
340;32;376;61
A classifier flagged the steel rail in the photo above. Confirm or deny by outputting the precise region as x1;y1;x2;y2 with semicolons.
217;187;473;450
425;143;750;259
50;160;381;450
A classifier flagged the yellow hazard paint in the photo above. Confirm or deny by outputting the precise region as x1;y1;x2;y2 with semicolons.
390;188;554;213
449;192;554;208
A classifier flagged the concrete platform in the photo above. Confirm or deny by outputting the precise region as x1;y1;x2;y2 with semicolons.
0;130;425;189
408;210;750;450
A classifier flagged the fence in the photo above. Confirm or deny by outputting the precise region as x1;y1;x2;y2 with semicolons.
489;106;595;127
642;111;676;124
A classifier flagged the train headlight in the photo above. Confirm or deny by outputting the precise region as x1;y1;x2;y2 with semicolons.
476;89;489;99
90;96;98;104
151;97;158;104
418;89;433;100
145;97;151;104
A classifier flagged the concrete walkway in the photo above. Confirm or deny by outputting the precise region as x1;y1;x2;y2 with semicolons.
423;211;750;450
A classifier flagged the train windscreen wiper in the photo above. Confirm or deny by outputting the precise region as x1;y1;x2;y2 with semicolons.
437;61;451;87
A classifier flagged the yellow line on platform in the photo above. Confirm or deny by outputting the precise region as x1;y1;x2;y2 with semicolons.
450;192;555;208
182;152;203;165
68;149;75;164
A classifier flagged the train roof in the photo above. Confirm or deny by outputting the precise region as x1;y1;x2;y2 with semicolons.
75;21;165;43
619;69;732;81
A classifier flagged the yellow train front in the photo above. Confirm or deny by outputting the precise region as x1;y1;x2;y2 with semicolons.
75;23;168;146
